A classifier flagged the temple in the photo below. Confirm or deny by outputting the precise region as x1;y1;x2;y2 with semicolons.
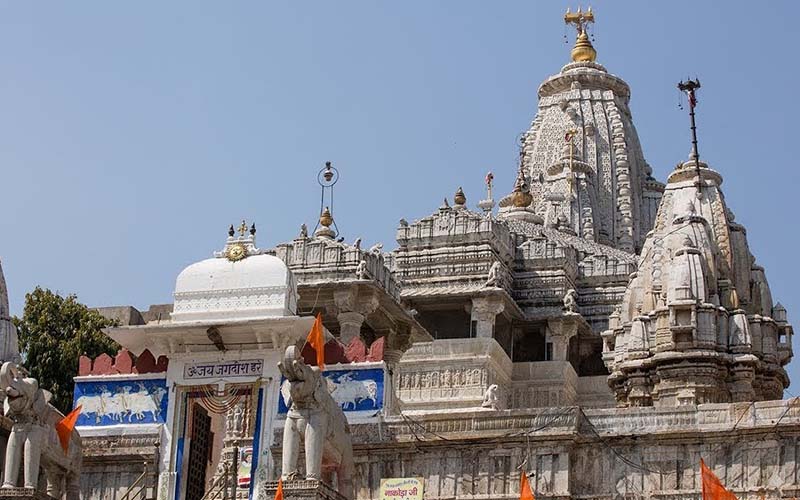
0;7;797;500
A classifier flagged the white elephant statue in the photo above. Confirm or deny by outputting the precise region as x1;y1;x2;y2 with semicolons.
0;362;82;500
278;346;355;500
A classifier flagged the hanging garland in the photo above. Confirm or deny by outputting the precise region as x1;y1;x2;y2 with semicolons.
193;383;253;415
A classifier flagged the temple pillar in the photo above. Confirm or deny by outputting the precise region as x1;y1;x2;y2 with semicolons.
471;296;505;339
332;288;379;344
383;323;412;416
547;314;582;361
337;311;365;345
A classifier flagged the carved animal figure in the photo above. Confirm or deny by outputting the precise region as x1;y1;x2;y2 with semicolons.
481;384;499;410
563;288;579;313
0;362;82;500
278;346;355;499
485;261;501;287
355;260;368;280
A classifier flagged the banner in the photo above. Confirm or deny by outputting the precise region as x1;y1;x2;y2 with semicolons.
379;477;424;500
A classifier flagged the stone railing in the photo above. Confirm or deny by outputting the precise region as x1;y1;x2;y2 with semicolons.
396;208;515;260
274;237;400;301
582;399;800;436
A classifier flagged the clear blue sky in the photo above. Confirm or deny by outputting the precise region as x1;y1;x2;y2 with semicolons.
2;2;799;387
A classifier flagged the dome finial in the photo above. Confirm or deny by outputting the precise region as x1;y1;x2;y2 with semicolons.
319;207;333;228
565;6;597;62
454;186;466;207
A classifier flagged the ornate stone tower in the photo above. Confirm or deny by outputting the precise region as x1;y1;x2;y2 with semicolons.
602;157;793;406
500;8;664;253
0;259;21;363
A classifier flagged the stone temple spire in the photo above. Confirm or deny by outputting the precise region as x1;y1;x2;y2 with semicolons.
602;158;793;407
0;259;21;364
499;8;664;253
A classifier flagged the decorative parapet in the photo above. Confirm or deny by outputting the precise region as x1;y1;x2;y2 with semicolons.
274;236;400;301
396;206;514;259
78;348;168;376
300;336;385;366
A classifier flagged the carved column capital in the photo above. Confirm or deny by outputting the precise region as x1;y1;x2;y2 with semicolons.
337;311;365;345
471;296;505;318
471;296;505;339
333;287;380;316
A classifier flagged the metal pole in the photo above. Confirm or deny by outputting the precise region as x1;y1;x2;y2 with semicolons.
678;78;702;195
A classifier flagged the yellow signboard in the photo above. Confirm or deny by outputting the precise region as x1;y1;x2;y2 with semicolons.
379;477;424;500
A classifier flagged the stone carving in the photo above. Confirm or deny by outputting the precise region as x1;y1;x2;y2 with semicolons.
278;346;354;499
563;289;578;313
368;243;383;255
354;260;368;280
299;223;308;238
481;384;499;410
485;261;501;288
1;362;82;499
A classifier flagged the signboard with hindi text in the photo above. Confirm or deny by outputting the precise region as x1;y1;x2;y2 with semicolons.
183;359;264;380
379;477;424;500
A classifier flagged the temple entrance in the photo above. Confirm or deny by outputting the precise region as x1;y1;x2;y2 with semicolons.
186;404;211;500
176;382;264;500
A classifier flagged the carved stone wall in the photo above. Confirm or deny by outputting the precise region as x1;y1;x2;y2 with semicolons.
321;400;800;500
398;339;512;411
80;433;160;500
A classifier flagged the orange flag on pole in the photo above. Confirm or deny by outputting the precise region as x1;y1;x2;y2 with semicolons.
55;405;82;454
519;471;535;500
306;313;325;370
700;459;737;500
274;478;284;500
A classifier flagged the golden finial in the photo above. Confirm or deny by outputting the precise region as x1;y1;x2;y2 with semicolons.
510;168;533;208
238;220;248;237
454;187;467;206
565;7;596;62
319;207;333;227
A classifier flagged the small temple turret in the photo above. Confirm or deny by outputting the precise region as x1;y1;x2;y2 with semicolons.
602;84;793;407
0;259;21;364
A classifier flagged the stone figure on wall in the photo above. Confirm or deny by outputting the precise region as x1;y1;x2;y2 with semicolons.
563;289;578;313
278;345;355;500
232;403;244;437
481;384;499;410
485;261;501;288
355;260;368;280
0;362;82;500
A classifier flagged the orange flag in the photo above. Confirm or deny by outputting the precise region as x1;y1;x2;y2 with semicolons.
306;313;325;370
520;471;535;500
55;405;82;454
274;478;284;500
700;459;737;500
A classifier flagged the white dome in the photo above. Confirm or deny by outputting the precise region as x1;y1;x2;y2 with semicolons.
172;253;297;323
